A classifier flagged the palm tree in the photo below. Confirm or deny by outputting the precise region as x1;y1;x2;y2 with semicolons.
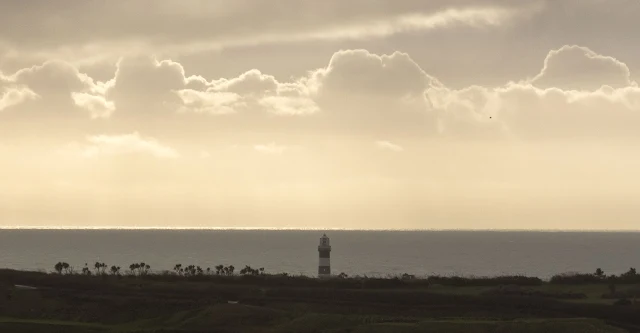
62;262;71;275
110;266;121;276
94;262;107;275
129;263;138;276
54;262;64;274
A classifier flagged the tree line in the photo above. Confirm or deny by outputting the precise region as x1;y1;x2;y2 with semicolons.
53;261;266;277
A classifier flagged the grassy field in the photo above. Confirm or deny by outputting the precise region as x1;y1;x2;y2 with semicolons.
0;309;629;333
1;269;639;332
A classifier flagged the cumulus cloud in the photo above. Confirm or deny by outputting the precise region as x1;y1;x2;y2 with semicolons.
531;45;636;91
106;57;186;117
0;60;106;122
0;86;38;111
71;92;115;118
2;44;640;142
176;90;241;115
75;133;179;159
309;49;439;135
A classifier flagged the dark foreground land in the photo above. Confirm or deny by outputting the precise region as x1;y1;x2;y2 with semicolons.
1;269;640;333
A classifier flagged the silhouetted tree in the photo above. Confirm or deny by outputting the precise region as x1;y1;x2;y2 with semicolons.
215;265;224;275
110;266;121;276
140;263;151;276
94;262;107;275
82;263;92;276
595;268;605;278
54;262;64;274
173;264;183;276
129;263;139;276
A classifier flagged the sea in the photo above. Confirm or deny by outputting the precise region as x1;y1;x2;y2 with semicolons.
0;230;639;279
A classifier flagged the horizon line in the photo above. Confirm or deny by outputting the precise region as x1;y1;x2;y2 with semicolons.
1;226;639;232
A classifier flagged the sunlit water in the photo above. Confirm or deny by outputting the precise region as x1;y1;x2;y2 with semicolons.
0;230;638;278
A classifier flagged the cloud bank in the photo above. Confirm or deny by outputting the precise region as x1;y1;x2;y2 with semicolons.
1;45;638;142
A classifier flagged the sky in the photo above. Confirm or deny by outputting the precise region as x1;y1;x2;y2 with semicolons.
1;0;640;230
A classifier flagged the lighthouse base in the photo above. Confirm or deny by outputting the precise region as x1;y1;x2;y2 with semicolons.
318;266;331;278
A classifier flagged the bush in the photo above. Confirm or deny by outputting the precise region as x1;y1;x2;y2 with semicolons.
551;269;640;285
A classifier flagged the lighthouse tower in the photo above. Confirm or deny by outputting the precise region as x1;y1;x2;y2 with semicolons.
318;234;331;278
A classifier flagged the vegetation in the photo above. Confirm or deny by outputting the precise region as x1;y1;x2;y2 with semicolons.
1;264;639;332
550;268;640;285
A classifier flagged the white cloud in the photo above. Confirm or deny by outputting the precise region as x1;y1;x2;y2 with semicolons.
0;1;538;61
2;45;640;142
376;141;404;152
0;60;106;120
229;7;524;47
308;49;439;135
71;92;115;118
0;87;38;111
80;133;179;159
106;57;186;116
531;45;636;91
176;89;241;115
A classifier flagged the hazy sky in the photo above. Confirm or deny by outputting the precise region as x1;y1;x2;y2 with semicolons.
1;0;640;229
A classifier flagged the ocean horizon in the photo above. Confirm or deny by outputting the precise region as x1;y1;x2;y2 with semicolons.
1;229;639;278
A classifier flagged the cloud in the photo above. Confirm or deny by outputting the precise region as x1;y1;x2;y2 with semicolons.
106;57;186;117
531;45;636;91
176;68;317;117
77;132;179;159
2;44;640;142
238;6;523;46
0;60;105;121
426;45;640;139
254;143;288;155
258;96;319;116
309;49;439;135
0;86;38;111
0;1;537;61
176;90;241;115
429;83;640;140
376;141;404;152
71;92;115;118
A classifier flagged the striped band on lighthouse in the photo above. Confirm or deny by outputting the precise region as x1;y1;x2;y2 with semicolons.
318;234;331;278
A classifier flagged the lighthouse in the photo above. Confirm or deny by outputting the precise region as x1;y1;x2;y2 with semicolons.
318;234;331;278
